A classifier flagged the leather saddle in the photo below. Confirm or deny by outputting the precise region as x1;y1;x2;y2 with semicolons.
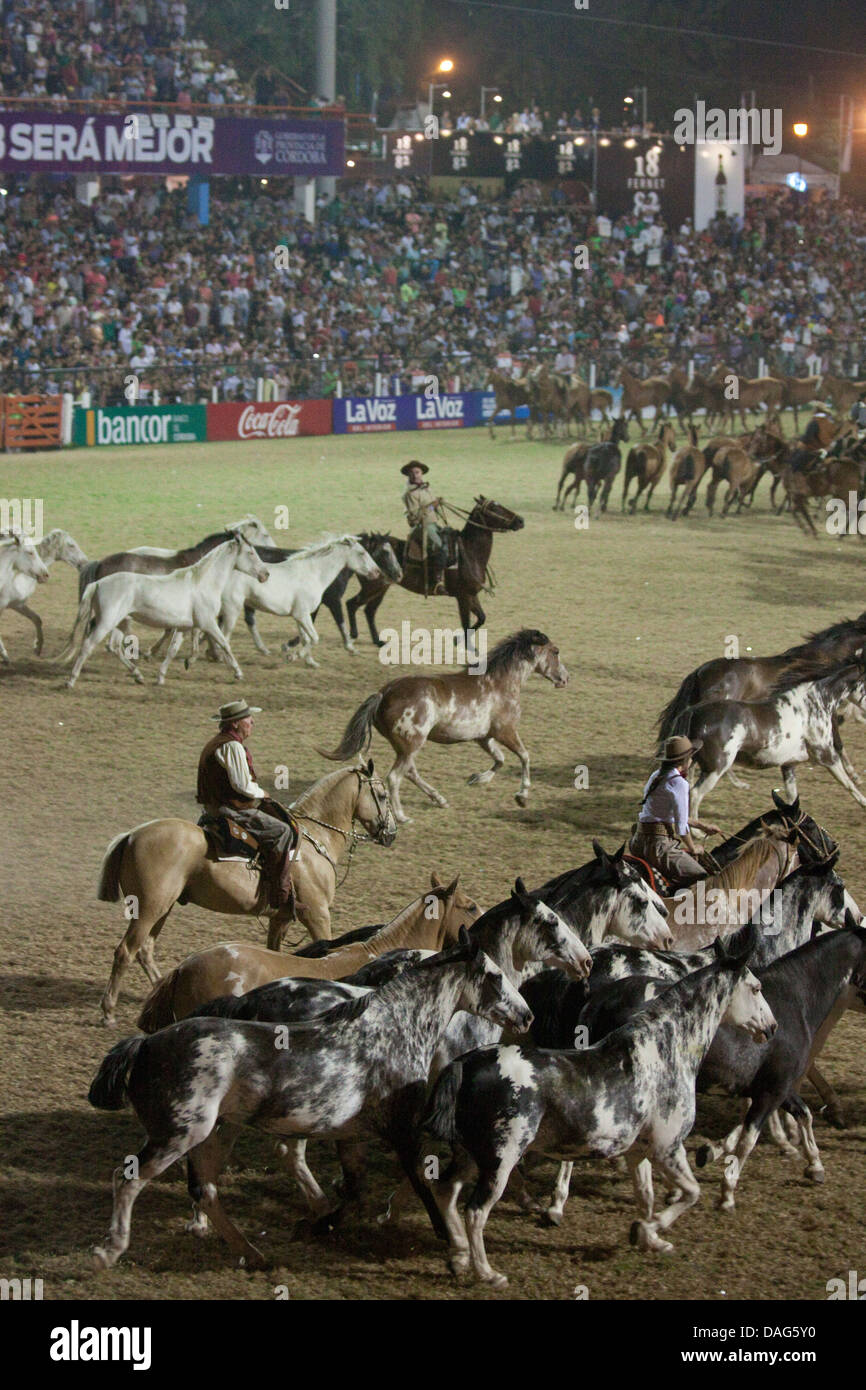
406;525;460;568
198;813;261;862
623;853;673;897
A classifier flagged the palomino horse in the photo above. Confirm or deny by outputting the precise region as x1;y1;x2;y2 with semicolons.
322;628;567;822
187;535;384;668
671;661;866;818
621;422;676;513
0;528;85;658
96;761;397;1023
63;533;270;687
345;496;525;642
136;874;478;1029
88;930;533;1270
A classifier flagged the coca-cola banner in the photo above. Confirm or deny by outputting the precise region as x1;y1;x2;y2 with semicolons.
207;400;332;441
0;110;344;177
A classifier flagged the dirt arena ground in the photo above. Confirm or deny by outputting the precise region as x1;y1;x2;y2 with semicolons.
2;423;865;1301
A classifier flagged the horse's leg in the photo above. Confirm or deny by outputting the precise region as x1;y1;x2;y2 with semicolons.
631;1144;700;1250
279;1139;331;1215
464;1160;515;1286
197;614;244;681
136;937;161;985
644;479;658;512
290;896;331;944
101;904;175;1025
187;1123;267;1267
813;750;866;808
288;610;320;668
244;606;270;655
805;1063;846;1129
68;611;138;688
543;1162;574;1225
324;595;355;652
688;765;724;819
495;725;531;807
430;1148;477;1276
10;601;44;654
765;1109;800;1157
717;1105;765;1211
783;1095;825;1183
386;754;412;824
92;1137;196;1269
467;735;505;786
626;1152;655;1223
404;754;449;809
156;629;185;686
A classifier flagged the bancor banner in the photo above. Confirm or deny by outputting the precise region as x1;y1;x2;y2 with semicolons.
207;400;332;440
73;405;206;446
0;110;344;177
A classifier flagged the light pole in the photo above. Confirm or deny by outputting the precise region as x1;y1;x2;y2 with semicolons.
427;58;454;120
793;121;808;190
481;86;501;120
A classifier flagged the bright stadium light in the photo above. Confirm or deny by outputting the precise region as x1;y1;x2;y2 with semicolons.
793;122;808;137
438;58;454;73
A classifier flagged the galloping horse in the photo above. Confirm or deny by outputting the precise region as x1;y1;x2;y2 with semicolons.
0;528;85;658
322;628;568;822
95;761;396;1024
616;366;672;435
621;421;676;513
345;497;524;642
584;415;629;515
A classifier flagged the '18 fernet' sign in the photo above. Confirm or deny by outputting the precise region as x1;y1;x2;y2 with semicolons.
0;111;344;177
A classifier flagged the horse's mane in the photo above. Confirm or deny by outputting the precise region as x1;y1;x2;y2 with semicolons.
700;836;785;895
469;893;520;945
290;533;359;558
777;613;866;661
765;657;863;698
485;628;551;674
320;891;434;962
290;765;356;811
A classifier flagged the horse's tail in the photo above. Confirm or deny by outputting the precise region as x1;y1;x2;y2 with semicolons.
97;831;130;901
137;968;180;1034
421;1057;464;1147
77;558;99;598
319;692;383;761
56;580;96;662
88;1035;144;1110
656;667;704;745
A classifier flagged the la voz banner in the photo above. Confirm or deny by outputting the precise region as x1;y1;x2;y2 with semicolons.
333;393;490;433
0;110;344;176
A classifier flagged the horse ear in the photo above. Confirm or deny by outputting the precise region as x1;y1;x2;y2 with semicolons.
366;758;374;776
612;843;626;862
844;908;860;931
771;789;790;812
430;871;442;887
442;875;460;898
591;838;607;862
712;936;727;961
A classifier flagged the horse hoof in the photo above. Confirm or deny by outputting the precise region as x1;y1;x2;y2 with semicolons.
184;658;191;671
482;1270;509;1289
542;1209;563;1227
100;1013;117;1028
92;1245;114;1270
822;1108;846;1131
628;1221;643;1248
715;1196;735;1212
515;793;528;808
805;1166;825;1184
238;1247;267;1270
695;1144;712;1168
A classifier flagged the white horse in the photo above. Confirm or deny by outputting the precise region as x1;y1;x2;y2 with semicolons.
0;535;51;660
65;533;269;688
0;529;87;657
190;535;384;669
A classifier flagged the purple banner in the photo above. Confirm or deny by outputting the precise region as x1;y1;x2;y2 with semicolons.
0;109;344;176
333;392;496;434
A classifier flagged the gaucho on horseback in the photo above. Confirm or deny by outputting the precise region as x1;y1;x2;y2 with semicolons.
196;698;296;909
629;735;722;886
401;460;448;594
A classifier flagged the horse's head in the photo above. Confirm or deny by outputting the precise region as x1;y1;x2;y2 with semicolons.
807;852;862;927
591;841;674;950
227;515;277;548
510;877;592;980
450;926;534;1032
352;758;396;846
5;533;50;583
716;938;777;1044
470;496;525;532
361;533;402;583
529;633;568;688
431;870;482;931
228;529;269;584
344;537;384;583
770;790;838;865
612;415;629;444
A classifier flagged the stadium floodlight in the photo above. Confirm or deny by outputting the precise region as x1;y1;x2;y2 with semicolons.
438;58;454;73
793;122;808;137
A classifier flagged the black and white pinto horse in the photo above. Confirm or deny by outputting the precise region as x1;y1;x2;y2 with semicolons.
88;929;532;1269
584;415;629;517
671;662;866;817
422;929;775;1285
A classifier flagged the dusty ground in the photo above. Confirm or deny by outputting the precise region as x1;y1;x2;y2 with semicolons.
2;424;865;1301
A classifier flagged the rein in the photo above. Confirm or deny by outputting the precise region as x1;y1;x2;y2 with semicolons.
290;771;392;888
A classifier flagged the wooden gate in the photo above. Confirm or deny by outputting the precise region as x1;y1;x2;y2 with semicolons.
2;396;63;449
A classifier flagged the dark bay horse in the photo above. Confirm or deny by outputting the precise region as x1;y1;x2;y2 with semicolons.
323;628;567;822
584;415;629;516
346;496;524;642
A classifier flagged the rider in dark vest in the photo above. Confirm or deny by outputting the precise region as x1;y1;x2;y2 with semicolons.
197;699;295;910
401;460;448;594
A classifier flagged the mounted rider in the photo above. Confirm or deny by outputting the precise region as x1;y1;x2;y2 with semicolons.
849;391;866;430
629;735;722;887
196;699;296;910
401;460;448;595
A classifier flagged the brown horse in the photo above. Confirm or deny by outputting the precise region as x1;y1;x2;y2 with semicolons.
743;424;790;509
662;835;798;952
487;370;531;439
822;375;866;415
345;496;524;642
705;444;758;516
95;762;396;1024
621;421;676;513
785;457;864;538
617;365;672;435
564;375;612;437
666;426;705;519
780;376;823;433
322;628;568;823
136;875;479;1030
709;367;784;431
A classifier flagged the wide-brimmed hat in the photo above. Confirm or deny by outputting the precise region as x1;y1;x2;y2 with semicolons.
658;734;702;764
400;460;428;476
211;699;262;723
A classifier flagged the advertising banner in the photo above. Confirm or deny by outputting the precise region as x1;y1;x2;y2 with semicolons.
73;404;206;447
207;400;332;441
333;392;492;433
0;110;344;177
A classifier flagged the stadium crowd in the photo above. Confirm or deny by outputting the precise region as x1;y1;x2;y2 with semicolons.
1;172;865;405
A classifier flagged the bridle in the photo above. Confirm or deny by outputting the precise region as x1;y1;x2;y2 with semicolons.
290;769;395;887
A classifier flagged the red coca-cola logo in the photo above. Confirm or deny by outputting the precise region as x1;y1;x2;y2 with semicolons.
237;403;302;439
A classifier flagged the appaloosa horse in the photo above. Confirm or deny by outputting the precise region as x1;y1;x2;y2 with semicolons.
322;628;567;822
345;497;524;642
